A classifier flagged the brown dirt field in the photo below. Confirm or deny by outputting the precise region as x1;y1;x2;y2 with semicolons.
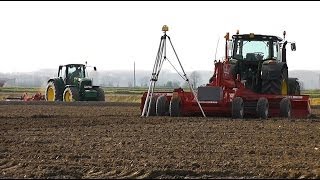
1;102;320;179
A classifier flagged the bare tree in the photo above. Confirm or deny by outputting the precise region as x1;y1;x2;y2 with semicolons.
189;71;201;88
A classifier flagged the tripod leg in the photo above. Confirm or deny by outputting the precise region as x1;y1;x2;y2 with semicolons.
141;35;166;117
167;36;206;117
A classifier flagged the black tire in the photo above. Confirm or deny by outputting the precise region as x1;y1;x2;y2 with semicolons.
232;97;244;119
280;97;291;118
261;67;288;95
169;98;181;117
156;95;169;116
146;95;158;116
261;79;281;94
256;97;269;119
63;87;79;102
288;79;301;95
45;80;62;101
94;87;105;101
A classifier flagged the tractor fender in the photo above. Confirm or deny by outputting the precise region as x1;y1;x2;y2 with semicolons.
48;77;64;83
48;78;65;91
261;62;287;80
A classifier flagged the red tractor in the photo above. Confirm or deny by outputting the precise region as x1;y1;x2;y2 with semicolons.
141;30;311;119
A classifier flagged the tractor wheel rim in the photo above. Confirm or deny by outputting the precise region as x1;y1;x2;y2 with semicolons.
47;87;55;101
64;90;72;102
281;80;288;95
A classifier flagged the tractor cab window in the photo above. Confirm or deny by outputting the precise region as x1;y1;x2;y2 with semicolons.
233;39;270;61
58;66;66;79
67;65;85;82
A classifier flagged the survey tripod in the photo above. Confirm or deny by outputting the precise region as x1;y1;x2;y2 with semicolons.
141;25;206;117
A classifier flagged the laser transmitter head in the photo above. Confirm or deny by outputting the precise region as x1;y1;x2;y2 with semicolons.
162;25;169;32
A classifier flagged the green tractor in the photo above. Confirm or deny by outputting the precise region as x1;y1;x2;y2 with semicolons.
45;64;105;102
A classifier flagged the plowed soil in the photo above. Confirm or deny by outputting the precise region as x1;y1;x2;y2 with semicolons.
1;101;320;179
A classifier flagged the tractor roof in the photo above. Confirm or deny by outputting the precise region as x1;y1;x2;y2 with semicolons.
60;64;86;67
232;34;283;41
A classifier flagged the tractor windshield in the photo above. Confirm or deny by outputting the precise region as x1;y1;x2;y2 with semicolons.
233;39;274;61
68;65;85;80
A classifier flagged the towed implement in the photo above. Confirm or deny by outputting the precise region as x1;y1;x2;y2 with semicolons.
141;28;311;119
5;92;45;101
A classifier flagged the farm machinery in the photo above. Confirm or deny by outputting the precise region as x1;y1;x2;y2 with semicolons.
5;92;45;101
45;63;105;102
141;26;311;119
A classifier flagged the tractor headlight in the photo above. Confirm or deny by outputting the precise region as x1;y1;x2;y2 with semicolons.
84;86;92;89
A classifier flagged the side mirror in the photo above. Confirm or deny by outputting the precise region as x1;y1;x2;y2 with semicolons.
291;43;296;51
94;67;97;71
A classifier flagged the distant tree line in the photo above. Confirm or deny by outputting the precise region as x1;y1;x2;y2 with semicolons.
1;69;319;90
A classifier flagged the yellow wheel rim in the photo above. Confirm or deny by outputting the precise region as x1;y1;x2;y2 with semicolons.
281;80;288;95
47;87;55;101
64;90;72;102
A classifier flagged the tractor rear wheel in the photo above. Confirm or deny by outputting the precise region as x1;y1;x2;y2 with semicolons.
261;67;288;95
232;97;244;119
280;68;289;95
156;95;169;116
94;87;105;101
280;97;291;118
169;98;181;117
63;87;79;102
45;80;62;101
256;97;269;119
288;79;301;95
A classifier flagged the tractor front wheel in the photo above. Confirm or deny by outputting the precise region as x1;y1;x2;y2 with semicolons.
232;97;244;119
63;87;79;102
256;97;269;119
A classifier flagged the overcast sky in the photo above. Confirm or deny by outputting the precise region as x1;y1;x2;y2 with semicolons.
0;1;319;73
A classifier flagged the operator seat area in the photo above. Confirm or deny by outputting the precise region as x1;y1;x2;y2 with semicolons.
245;53;257;61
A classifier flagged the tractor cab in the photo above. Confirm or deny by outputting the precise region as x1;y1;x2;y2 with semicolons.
58;64;88;85
228;34;282;92
226;31;296;94
230;33;283;62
